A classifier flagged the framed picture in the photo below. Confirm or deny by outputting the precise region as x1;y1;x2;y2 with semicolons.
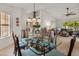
16;17;19;26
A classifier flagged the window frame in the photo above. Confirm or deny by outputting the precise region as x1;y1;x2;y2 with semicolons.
0;11;11;39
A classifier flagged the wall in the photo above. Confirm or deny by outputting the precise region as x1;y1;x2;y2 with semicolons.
0;4;22;49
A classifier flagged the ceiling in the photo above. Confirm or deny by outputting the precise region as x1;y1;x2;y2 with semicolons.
2;3;79;21
3;3;79;9
0;3;79;28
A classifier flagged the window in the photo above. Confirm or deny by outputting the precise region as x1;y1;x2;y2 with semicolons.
0;12;10;38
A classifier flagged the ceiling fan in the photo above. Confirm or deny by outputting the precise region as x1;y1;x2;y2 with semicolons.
65;8;76;16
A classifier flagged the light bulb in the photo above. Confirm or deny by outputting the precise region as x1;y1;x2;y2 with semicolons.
32;18;36;25
32;18;36;22
27;17;31;22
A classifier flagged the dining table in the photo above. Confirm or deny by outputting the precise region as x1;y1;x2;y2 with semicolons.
20;35;64;56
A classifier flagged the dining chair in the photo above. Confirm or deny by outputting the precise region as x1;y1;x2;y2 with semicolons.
12;32;17;56
67;36;76;56
15;35;42;56
12;32;27;55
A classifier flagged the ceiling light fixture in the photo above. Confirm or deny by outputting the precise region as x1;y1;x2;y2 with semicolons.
27;3;41;27
65;8;76;16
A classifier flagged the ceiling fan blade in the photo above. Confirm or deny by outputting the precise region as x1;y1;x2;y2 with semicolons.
66;14;70;16
70;12;76;15
65;13;70;16
65;13;76;16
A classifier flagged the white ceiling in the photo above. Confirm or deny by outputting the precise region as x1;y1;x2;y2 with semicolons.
4;3;79;9
1;3;79;28
2;3;79;21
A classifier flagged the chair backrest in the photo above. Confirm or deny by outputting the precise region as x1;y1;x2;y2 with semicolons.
15;35;22;56
12;32;17;56
12;32;16;45
67;36;76;56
